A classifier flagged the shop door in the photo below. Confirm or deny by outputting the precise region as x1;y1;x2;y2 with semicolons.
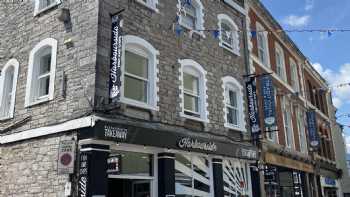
108;178;151;197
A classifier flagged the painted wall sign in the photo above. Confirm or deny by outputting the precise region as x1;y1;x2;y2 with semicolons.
177;137;217;152
57;140;76;174
260;75;276;129
109;14;123;102
306;110;319;148
245;76;261;135
78;152;90;197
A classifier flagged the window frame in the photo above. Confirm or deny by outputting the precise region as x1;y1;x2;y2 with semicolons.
25;38;57;107
290;58;300;92
177;0;205;37
256;22;270;67
217;14;240;55
222;76;246;131
282;96;295;149
34;0;61;16
179;59;208;123
121;35;159;111
0;59;19;120
275;42;286;81
297;107;308;153
135;0;159;12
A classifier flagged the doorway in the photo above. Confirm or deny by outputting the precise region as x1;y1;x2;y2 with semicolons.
108;178;151;197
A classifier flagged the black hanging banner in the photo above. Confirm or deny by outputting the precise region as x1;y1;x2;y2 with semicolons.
109;14;123;102
260;75;277;130
306;110;320;150
78;152;90;197
245;76;261;136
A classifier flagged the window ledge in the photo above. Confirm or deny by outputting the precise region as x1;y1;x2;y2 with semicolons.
120;97;159;111
179;22;206;38
0;116;13;121
180;112;208;123
224;123;246;132
34;0;61;16
135;0;159;13
25;97;51;108
219;42;240;56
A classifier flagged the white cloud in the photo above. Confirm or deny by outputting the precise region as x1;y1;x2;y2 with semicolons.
345;136;350;153
312;63;350;108
282;15;311;27
305;0;314;11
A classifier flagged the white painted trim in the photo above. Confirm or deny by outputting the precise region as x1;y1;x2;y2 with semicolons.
178;59;209;123
0;116;93;144
217;14;240;56
25;38;58;107
0;59;19;120
80;148;111;152
176;0;206;37
222;76;246;132
135;0;159;12
34;0;61;16
223;0;247;15
121;35;159;111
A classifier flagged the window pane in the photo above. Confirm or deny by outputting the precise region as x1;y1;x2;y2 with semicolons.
221;23;233;46
184;93;199;113
125;51;148;79
39;54;51;75
228;90;237;107
227;107;238;125
124;75;147;103
39;0;56;9
109;150;153;176
183;73;199;94
182;4;197;29
38;76;50;97
0;68;14;117
175;154;193;196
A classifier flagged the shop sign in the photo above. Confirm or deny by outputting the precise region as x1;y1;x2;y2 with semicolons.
109;14;123;102
78;152;90;197
245;77;261;136
57;140;76;174
238;148;258;160
177;138;217;152
104;125;128;140
260;75;276;129
265;152;314;173
324;177;336;186
306;110;320;148
107;154;121;174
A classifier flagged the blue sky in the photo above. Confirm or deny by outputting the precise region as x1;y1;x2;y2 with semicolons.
260;0;350;151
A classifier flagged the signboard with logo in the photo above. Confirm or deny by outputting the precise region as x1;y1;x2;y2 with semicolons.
245;76;261;136
260;75;276;130
306;110;319;149
109;14;123;102
58;140;76;174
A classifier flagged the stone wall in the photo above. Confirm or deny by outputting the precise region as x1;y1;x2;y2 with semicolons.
0;0;99;134
0;133;77;197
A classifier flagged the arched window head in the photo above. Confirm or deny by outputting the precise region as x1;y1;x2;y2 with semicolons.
121;35;159;110
25;38;57;107
218;14;240;55
34;0;61;16
0;59;19;120
177;0;205;36
179;59;208;122
222;76;245;131
256;22;270;67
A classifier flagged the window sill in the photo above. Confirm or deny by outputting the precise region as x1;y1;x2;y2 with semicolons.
178;22;206;38
224;123;246;132
120;97;159;111
0;115;13;121
34;0;61;17
180;112;208;123
25;97;51;108
135;0;159;13
219;42;240;56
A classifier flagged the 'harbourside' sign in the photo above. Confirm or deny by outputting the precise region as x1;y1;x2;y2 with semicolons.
177;138;217;152
307;110;320;149
109;14;123;102
245;76;261;136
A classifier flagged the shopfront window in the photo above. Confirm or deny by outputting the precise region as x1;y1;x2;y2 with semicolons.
223;159;251;197
108;150;154;197
175;154;212;197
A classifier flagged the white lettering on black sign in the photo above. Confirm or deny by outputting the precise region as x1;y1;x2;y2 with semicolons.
78;153;89;197
178;138;217;152
104;125;127;140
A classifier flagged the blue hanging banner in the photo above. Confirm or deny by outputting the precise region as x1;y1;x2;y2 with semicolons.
306;110;320;149
260;75;276;130
245;77;261;136
109;14;123;103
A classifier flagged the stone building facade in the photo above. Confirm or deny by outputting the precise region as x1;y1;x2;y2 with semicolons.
0;0;258;196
